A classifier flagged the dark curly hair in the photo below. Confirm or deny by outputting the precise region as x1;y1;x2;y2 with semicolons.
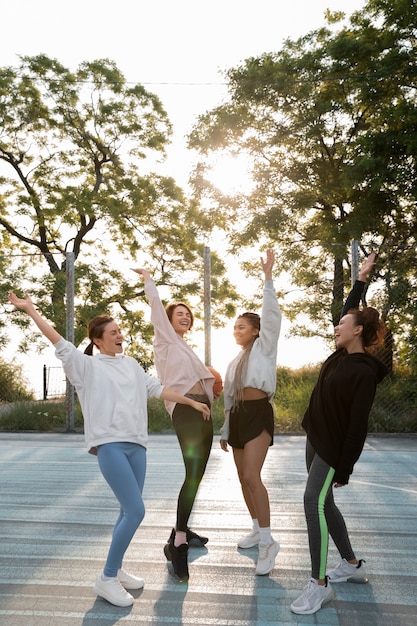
346;307;386;349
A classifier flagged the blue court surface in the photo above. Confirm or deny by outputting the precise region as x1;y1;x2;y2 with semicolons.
0;432;416;626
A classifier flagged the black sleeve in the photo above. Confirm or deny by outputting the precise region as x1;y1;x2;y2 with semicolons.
334;366;377;484
341;280;365;318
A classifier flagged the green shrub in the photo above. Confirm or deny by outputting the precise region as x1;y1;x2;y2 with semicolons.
0;398;83;431
1;366;416;433
369;374;417;432
273;365;319;433
0;358;34;402
147;395;226;433
147;397;173;432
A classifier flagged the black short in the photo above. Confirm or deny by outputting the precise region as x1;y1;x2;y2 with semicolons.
228;397;274;449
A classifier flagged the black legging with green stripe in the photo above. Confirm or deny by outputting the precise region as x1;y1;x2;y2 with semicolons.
304;440;356;580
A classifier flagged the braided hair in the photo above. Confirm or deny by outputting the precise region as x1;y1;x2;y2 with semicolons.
232;312;261;408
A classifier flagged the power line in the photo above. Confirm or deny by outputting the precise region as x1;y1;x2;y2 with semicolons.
1;68;416;89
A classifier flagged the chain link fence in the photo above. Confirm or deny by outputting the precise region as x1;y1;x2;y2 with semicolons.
0;248;416;433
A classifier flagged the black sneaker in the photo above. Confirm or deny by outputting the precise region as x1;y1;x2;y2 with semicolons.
167;527;176;545
163;542;172;562
168;542;189;582
186;528;209;547
164;528;175;562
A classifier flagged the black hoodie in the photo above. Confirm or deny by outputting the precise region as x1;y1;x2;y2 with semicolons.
302;281;389;484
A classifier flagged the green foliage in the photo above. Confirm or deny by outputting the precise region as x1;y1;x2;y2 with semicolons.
369;373;417;433
0;54;240;360
189;0;417;363
0;399;83;431
1;366;416;433
273;366;319;433
0;358;34;402
147;395;226;434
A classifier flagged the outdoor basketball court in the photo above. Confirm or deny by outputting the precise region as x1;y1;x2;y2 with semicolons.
0;432;416;625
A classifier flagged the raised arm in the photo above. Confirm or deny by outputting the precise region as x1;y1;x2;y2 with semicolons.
358;252;376;282
131;267;178;345
8;291;62;345
341;252;376;317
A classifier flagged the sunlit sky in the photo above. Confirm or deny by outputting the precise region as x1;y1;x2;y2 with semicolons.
2;0;367;394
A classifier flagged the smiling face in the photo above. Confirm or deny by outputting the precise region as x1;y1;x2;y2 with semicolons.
170;304;193;336
233;316;259;349
334;313;363;352
93;320;124;356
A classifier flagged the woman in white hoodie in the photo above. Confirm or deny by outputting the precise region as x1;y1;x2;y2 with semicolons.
220;250;282;577
8;291;210;607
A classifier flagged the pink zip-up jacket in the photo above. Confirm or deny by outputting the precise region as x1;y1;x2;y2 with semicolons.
144;279;215;417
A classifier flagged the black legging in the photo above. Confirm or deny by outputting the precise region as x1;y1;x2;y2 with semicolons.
305;440;356;579
172;403;213;532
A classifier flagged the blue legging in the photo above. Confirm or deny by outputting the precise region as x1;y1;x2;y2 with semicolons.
97;442;146;577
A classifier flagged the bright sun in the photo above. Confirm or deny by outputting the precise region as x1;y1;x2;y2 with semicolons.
208;153;253;195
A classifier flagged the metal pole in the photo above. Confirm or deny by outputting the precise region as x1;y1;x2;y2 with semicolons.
351;239;359;287
203;246;211;366
65;251;75;431
43;364;47;400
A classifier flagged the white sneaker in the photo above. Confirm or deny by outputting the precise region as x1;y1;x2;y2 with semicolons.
326;558;368;583
117;568;145;590
237;529;260;548
255;540;280;575
291;578;335;615
94;575;134;607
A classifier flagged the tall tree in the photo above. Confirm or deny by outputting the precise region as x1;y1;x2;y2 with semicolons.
0;55;238;364
188;0;417;362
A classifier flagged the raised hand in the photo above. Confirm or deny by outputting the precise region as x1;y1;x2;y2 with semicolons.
131;267;152;281
358;252;376;281
260;249;275;280
8;291;62;345
8;291;35;313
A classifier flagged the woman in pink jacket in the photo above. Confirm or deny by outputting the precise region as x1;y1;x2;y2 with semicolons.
134;268;216;583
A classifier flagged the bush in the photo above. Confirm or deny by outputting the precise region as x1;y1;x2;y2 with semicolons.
0;395;226;433
1;366;416;433
0;398;83;431
147;395;226;433
0;358;34;402
273;365;319;433
369;374;417;432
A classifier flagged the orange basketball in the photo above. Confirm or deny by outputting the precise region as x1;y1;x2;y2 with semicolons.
207;366;223;395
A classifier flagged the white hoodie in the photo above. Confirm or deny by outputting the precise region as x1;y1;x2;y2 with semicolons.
54;338;163;453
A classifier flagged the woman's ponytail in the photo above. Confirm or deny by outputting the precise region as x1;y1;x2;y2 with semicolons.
84;340;95;356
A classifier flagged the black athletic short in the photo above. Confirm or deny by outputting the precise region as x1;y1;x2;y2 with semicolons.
228;396;274;449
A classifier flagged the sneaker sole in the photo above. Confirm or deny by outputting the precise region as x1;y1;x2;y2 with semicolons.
119;579;144;590
291;589;335;615
329;575;368;584
188;538;208;547
94;585;134;607
237;541;259;550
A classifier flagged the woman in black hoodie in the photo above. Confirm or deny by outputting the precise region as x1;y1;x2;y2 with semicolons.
291;252;388;616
